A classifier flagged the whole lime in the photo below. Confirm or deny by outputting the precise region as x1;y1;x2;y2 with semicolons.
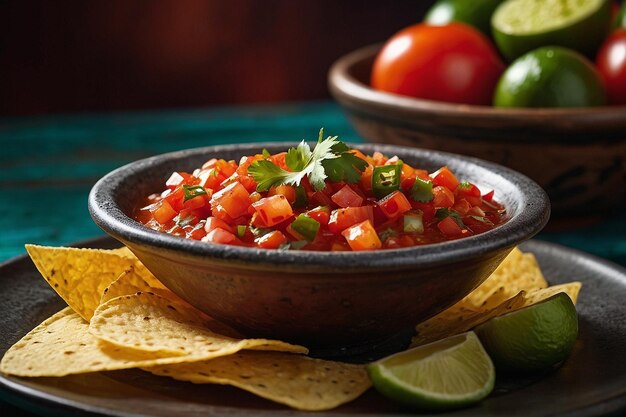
493;46;606;108
475;292;578;374
492;0;612;60
424;0;504;36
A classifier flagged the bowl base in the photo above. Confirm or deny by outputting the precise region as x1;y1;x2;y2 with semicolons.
305;327;415;363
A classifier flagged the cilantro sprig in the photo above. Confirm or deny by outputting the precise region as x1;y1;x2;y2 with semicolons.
248;129;367;192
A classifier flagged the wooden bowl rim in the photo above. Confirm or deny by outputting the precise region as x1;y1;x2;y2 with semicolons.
328;43;626;130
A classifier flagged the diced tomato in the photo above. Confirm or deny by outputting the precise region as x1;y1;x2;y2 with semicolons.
268;184;296;204
437;216;470;238
151;199;178;224
331;185;364;208
464;215;494;234
372;151;388;166
483;190;495;203
310;190;335;208
468;205;486;217
205;217;235;234
255;230;288;249
166;172;196;190
360;164;374;193
211;203;236;224
201;228;238;245
134;146;506;251
377;191;412;219
410;201;436;223
185;222;207;240
211;182;251;219
431;166;459;191
236;155;262;176
164;186;185;212
341;220;382;251
269;152;289;170
307;206;331;225
252;195;294;227
327;206;374;234
202;158;218;169
452;198;472;216
432;186;455;208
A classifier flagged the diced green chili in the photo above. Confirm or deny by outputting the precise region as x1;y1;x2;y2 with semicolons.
236;225;247;237
293;185;308;208
182;185;208;202
290;214;320;241
410;178;434;202
372;164;401;198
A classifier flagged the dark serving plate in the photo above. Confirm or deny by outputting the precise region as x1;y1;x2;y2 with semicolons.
1;237;625;416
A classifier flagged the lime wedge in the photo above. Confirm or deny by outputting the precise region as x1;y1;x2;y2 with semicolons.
475;292;578;373
424;0;504;37
367;332;495;410
492;0;612;60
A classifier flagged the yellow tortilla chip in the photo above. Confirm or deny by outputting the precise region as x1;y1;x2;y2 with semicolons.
89;292;307;356
101;267;167;304
524;282;582;306
0;308;203;377
412;292;527;347
25;245;142;321
100;268;243;338
461;248;548;310
147;351;371;411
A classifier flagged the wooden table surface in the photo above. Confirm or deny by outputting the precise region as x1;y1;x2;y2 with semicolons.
0;101;624;415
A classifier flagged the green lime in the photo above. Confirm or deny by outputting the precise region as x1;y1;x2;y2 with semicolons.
493;46;606;108
475;293;578;374
367;332;495;410
492;0;612;60
424;0;504;36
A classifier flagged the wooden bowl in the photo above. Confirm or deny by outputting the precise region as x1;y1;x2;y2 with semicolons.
329;44;626;217
89;143;549;352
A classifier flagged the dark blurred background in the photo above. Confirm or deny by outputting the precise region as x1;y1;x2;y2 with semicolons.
0;0;435;116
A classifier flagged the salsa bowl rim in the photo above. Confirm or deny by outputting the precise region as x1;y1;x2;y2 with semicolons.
88;142;550;272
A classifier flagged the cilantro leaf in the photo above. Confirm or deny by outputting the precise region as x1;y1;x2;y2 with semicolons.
248;130;365;192
322;152;368;184
285;141;312;171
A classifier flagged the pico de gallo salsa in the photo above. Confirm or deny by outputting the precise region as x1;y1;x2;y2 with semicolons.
134;131;505;251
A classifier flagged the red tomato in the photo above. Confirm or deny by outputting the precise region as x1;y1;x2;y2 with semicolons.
327;206;374;234
377;191;412;218
371;23;505;105
341;220;382;251
596;29;626;105
251;195;294;227
211;182;251;219
331;185;364;208
255;230;288;249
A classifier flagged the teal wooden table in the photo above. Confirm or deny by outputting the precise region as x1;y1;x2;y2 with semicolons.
0;101;625;416
1;101;624;266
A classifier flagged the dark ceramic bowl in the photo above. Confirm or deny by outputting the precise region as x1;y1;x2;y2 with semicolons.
89;142;549;350
328;44;626;217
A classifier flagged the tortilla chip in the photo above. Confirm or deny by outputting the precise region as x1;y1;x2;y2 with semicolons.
101;267;167;304
0;308;195;377
524;282;582;306
25;245;143;321
89;292;307;356
461;248;548;310
412;292;527;347
147;351;371;411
